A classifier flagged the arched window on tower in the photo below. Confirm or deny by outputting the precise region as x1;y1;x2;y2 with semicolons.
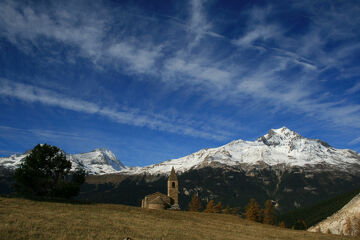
172;182;175;188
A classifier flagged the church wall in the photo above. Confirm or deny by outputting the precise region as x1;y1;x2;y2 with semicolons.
148;203;165;210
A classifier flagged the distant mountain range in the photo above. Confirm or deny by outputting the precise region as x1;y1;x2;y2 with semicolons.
1;127;360;214
122;126;360;175
0;148;125;175
2;127;359;175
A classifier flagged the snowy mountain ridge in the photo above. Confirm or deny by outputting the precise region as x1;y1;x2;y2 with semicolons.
123;127;360;175
1;127;359;176
0;148;125;175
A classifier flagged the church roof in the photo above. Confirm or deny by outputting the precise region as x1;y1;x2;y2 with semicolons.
149;196;167;205
145;192;167;199
168;167;177;181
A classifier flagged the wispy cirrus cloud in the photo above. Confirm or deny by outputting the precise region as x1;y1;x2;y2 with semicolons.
0;79;232;140
188;0;213;45
107;42;163;74
0;0;106;60
1;0;360;142
0;0;163;75
0;125;87;142
346;82;360;95
349;136;360;145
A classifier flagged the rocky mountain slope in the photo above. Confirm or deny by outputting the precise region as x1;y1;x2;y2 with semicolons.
308;194;360;235
0;148;125;175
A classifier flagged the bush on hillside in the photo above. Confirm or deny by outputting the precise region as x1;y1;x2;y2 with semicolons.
14;144;85;198
245;198;262;222
263;200;276;225
224;204;231;214
203;199;216;213
203;200;223;213
213;201;223;213
188;194;202;212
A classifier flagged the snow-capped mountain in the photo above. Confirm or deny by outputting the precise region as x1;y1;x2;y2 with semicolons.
61;127;360;213
2;127;358;212
308;194;360;235
124;127;360;175
68;148;125;174
1;127;359;176
0;148;125;175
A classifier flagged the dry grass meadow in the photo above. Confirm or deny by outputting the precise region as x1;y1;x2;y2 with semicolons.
0;197;357;240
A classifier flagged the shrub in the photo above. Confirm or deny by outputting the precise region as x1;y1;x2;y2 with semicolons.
245;198;262;222
263;200;275;225
188;194;202;212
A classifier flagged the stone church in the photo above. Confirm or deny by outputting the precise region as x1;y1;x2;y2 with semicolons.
141;167;180;210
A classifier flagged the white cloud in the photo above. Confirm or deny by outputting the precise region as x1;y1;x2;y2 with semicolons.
0;0;162;75
164;57;233;90
349;136;360;145
0;79;231;140
0;125;87;142
188;0;210;44
107;42;162;74
1;0;360;140
0;1;105;60
234;25;280;46
186;0;225;46
346;82;360;94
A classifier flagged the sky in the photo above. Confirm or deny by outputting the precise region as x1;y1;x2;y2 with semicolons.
0;0;360;166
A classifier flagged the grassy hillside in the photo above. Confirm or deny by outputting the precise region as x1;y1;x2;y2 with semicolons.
0;197;356;240
277;188;360;228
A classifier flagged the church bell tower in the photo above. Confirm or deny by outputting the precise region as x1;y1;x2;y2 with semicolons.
167;167;178;205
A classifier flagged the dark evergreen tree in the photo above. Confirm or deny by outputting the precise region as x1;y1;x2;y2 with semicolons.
14;144;85;198
188;194;202;212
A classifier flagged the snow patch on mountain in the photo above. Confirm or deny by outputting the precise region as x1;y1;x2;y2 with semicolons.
0;148;125;175
123;127;360;175
0;153;26;170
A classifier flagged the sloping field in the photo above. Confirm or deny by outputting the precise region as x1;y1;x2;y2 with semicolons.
0;197;355;240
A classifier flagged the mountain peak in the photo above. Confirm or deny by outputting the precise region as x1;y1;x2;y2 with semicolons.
124;125;359;175
93;148;111;153
257;127;301;146
270;126;299;137
81;148;125;171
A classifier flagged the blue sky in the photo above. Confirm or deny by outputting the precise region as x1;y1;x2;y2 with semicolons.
1;0;360;166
